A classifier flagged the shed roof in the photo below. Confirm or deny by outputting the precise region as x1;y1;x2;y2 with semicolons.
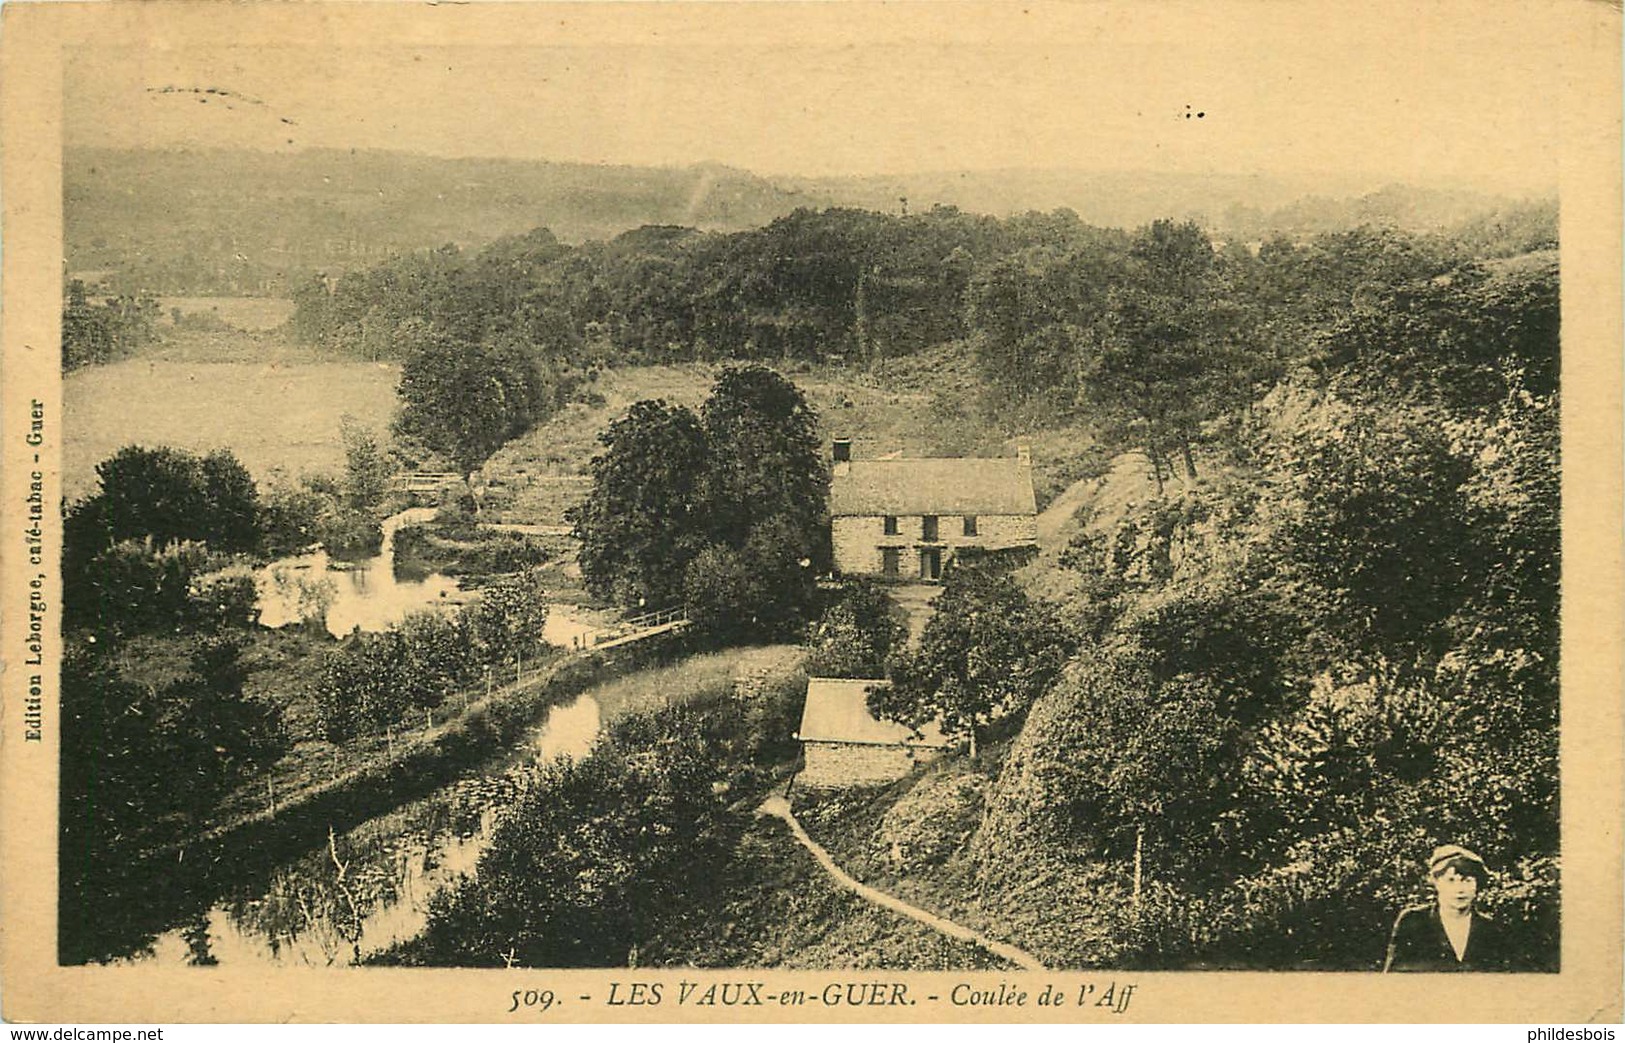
829;458;1037;517
797;677;951;748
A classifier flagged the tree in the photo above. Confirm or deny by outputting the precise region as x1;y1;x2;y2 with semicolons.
1076;220;1254;486
873;562;1068;755
570;400;710;608
65;447;263;630
680;543;758;639
258;479;327;556
571;367;829;631
62;283;159;372
806;580;908;678
964;233;1135;409
698;365;830;568
411;702;734;967
71;445;261;555
394;325;552;482
340;417;394;509
1318;258;1559;413
60;636;286;962
466;570;551;666
1274;398;1477;656
682;515;821;642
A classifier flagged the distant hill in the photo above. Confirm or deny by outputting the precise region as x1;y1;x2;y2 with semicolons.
65;147;1546;295
789;169;1545;243
65;148;838;294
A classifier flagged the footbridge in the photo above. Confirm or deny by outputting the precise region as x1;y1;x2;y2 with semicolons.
567;606;691;653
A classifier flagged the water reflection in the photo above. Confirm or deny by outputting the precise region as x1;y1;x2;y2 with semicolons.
142;693;601;966
255;508;466;637
543;604;604;650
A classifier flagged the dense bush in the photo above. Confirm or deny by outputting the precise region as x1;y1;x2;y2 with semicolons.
313;572;551;742
66;446;261;563
980;377;1559;968
258;480;328;556
399;672;804;966
805;580;908;678
313;505;384;561
392;525;550;580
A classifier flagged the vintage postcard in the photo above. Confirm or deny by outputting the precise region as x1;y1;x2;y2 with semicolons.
1;0;1619;1025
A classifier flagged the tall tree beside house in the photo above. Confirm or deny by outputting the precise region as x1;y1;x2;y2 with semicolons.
570;399;711;609
683;512;822;640
689;366;829;639
571;366;829;639
871;560;1069;756
698;365;831;568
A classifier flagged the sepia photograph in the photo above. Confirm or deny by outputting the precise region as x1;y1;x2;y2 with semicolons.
1;0;1619;1026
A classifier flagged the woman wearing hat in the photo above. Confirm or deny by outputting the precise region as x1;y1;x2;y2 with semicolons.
1383;844;1508;972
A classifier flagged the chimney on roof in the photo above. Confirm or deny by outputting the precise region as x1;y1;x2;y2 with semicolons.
1016;443;1032;467
831;437;852;477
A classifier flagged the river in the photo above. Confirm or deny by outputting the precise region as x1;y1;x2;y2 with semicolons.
253;507;600;645
139;690;604;966
126;510;609;964
254;508;463;637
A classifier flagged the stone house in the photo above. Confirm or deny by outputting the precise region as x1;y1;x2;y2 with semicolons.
828;441;1038;581
795;677;953;787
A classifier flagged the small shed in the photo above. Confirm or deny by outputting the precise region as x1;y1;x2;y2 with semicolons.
795;677;953;787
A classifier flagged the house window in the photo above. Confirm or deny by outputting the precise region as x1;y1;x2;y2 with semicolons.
881;548;901;576
963;515;978;537
922;515;939;541
883;515;899;536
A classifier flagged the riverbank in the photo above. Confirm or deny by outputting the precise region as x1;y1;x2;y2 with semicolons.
113;643;803;966
65;646;611;964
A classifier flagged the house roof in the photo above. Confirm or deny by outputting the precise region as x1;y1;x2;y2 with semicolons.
797;678;952;748
829;458;1037;517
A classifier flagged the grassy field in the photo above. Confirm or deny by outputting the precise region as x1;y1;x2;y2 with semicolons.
585;644;803;721
67;328;1103;517
159;297;297;331
64;328;399;501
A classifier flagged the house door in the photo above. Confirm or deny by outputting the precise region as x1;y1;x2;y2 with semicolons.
919;548;942;581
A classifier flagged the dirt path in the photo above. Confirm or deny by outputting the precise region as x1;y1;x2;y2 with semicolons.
757;795;1047;971
1036;469;1104;550
1036;452;1205;551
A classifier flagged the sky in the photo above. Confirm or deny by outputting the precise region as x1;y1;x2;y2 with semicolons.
62;3;1568;195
